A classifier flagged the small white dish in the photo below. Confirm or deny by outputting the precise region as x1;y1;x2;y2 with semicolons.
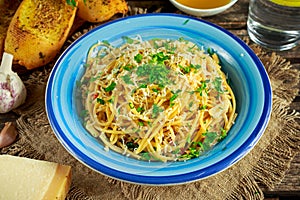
169;0;238;17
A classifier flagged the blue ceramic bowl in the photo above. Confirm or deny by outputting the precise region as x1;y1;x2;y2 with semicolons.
45;14;272;185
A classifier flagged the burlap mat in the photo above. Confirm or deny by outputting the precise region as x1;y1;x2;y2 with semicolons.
1;7;300;200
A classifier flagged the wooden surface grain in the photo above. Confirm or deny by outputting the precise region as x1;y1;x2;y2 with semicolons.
0;0;299;199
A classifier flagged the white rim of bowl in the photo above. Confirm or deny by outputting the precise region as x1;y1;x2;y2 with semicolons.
169;0;238;12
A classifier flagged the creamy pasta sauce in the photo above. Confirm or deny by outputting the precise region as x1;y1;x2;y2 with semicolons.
79;36;237;162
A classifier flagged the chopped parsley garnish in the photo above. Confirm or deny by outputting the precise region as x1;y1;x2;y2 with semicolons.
180;142;203;159
202;132;218;151
151;40;176;53
83;63;90;68
129;102;134;109
186;134;191;143
121;74;134;85
207;47;215;56
170;93;179;102
152;104;164;118
195;80;208;96
169;90;181;106
179;64;191;74
104;82;116;92
140;152;151;160
139;84;147;89
213;77;224;94
90;74;101;82
152;88;159;93
226;73;232;86
136;63;171;87
134;53;143;63
80;109;88;118
102;40;110;46
66;0;77;7
163;42;177;53
122;36;134;44
97;98;105;105
150;52;170;64
179;64;201;74
123;64;134;71
108;97;115;103
190;64;201;70
151;39;161;49
138;121;144;126
136;52;170;86
76;80;82;88
126;142;139;151
169;93;179;107
219;128;227;140
187;44;197;52
183;19;190;25
199;105;207;110
178;37;187;43
172;148;181;155
136;107;145;113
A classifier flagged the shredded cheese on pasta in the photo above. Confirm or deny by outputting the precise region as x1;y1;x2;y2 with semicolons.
80;36;237;162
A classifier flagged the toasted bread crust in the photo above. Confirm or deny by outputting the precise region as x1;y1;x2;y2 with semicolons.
0;0;20;58
77;0;128;23
4;0;77;70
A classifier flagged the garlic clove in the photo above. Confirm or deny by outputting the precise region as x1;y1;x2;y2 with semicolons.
0;122;18;148
0;52;27;113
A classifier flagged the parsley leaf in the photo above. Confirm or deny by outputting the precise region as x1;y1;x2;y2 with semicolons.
190;64;201;70
207;47;215;56
202;132;218;151
136;63;171;87
179;64;191;74
138;121;144;126
104;82;116;92
122;36;134;44
213;77;224;94
126;142;139;151
134;53;143;63
195;80;208;96
140;152;151;160
121;74;134;85
80;109;88;118
183;19;190;25
102;40;110;46
170;93;179;102
139;84;147;89
136;107;145;113
97;98;105;105
152;104;164;118
129;102;134;109
66;0;77;7
219;128;227;140
150;52;170;64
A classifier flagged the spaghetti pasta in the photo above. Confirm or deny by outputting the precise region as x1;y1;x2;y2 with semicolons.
79;36;237;162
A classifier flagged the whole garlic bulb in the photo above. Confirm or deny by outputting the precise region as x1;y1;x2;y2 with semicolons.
0;52;27;113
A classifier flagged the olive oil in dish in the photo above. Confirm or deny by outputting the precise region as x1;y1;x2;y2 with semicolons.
176;0;231;9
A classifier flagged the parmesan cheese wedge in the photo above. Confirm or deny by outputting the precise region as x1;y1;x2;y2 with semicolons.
0;155;71;200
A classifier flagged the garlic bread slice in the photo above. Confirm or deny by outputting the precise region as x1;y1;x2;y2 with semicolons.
4;0;77;69
77;0;128;23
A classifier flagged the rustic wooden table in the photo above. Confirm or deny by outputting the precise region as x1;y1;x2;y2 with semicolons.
0;0;299;199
